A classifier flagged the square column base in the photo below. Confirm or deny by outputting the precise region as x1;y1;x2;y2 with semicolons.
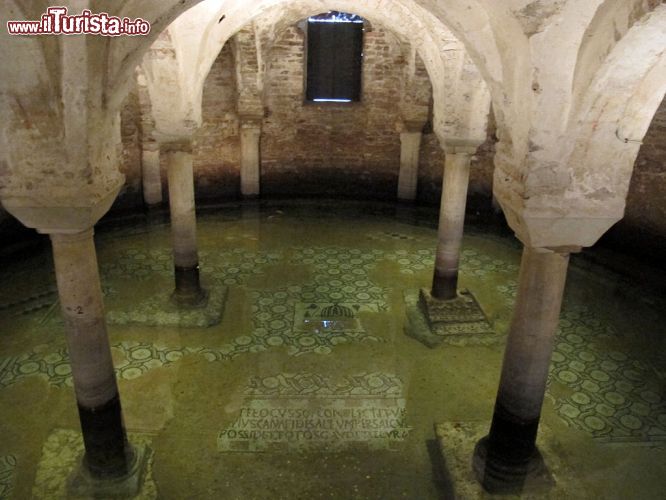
33;429;158;499
68;445;151;498
107;286;227;328
433;422;580;498
403;289;496;347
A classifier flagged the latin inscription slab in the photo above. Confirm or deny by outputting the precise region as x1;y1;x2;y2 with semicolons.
218;373;411;452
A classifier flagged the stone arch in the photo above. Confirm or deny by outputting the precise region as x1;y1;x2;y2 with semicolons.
202;1;491;144
570;0;662;126
140;28;202;140
106;0;509;146
564;4;666;227
0;0;63;198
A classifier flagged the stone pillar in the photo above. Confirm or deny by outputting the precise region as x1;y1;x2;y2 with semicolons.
431;149;474;300
397;130;423;201
50;229;134;479
141;142;163;207
240;121;262;197
165;142;207;306
473;246;572;493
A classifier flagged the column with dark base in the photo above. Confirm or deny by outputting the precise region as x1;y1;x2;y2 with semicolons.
50;229;135;480
431;148;474;300
165;141;207;306
473;246;571;493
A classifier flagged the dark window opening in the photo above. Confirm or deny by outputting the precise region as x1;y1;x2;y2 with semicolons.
306;11;364;103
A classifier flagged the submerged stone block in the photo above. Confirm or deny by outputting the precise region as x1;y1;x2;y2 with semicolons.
33;429;157;499
433;422;578;498
106;285;228;328
68;444;151;499
404;289;496;347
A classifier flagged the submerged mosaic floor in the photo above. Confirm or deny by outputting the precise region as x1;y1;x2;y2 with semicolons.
0;456;16;499
550;304;666;443
0;202;665;498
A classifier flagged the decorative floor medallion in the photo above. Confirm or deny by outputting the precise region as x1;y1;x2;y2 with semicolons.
293;302;380;334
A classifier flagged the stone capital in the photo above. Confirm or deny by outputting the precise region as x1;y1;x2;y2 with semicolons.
142;141;160;153
442;138;483;155
1;177;123;235
399;120;426;134
498;198;622;249
50;227;95;242
527;245;582;256
161;139;194;154
239;115;263;129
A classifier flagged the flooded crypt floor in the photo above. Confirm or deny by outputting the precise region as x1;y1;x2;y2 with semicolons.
0;200;665;499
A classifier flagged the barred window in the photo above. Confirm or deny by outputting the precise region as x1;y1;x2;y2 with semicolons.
306;12;364;103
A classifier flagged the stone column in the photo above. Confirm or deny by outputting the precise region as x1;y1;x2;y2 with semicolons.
141;142;163;207
166;142;207;306
473;246;572;493
50;229;134;479
431;148;474;300
397;130;423;201
240;121;262;197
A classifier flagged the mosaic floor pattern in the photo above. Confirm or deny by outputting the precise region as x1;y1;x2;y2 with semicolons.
550;304;666;443
0;456;16;499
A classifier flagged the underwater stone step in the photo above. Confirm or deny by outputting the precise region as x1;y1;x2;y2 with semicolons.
0;287;57;313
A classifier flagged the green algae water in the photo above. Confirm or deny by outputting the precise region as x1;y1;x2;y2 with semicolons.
0;200;664;499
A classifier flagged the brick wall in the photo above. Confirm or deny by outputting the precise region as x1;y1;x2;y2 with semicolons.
260;25;409;199
192;43;241;201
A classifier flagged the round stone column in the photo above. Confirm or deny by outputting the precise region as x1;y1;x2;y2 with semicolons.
473;246;571;493
397;130;423;201
240;121;262;198
141;142;163;207
165;142;207;306
431;151;473;300
50;229;134;479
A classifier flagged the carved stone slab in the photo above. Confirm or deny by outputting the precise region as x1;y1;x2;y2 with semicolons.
404;289;496;347
218;372;411;452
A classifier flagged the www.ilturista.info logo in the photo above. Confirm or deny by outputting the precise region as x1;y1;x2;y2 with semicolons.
7;6;151;36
